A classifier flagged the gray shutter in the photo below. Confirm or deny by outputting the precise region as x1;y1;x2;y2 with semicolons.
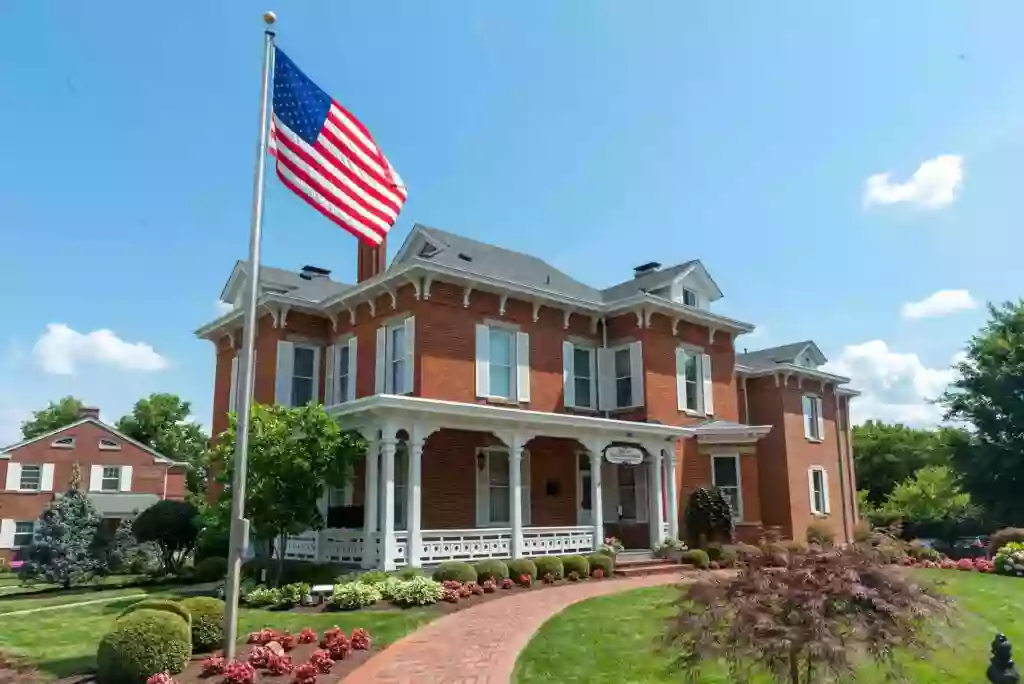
475;324;490;398
597;348;614;410
628;341;644;407
701;353;714;416
324;344;336;405
404;316;416;394
816;397;825;440
347;336;358;401
228;356;239;413
311;346;322;403
516;331;530;403
675;348;687;411
375;326;386;394
563;341;575;408
275;341;295;405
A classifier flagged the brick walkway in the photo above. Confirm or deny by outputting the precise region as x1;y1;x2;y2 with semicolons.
344;572;687;684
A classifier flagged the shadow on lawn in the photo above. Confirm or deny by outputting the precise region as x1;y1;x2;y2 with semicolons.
35;654;96;680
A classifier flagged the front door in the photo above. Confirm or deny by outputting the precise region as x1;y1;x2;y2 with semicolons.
577;452;593;526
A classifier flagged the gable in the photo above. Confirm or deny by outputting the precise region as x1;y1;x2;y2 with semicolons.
0;419;180;465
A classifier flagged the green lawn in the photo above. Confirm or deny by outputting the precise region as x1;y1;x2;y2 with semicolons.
0;593;436;679
0;574;148;598
514;569;1024;684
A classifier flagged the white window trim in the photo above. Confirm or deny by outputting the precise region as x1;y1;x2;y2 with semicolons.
803;394;825;442
474;446;531;527
99;439;121;451
380;316;415;396
101;466;122;493
602;341;644;411
808;466;830;515
12;520;35;549
51;437;74;449
711;453;743;522
291;343;321;406
475;321;531;404
18;464;42;493
563;342;598;410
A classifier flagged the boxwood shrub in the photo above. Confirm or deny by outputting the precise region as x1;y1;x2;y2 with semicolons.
431;561;477;583
508;558;537;582
586;553;613;577
97;609;192;684
193;556;228;583
119;599;191;627
178;597;225;652
561;555;590;577
534;556;564;580
474;559;509;583
682;549;710;569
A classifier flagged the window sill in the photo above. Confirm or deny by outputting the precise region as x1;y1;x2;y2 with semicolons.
682;409;704;417
811;512;830;518
566;405;600;414
484;397;520;406
806;438;824;444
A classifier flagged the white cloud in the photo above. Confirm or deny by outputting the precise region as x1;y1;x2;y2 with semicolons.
214;300;234;316
901;289;977;319
32;324;168;375
824;340;960;427
863;154;964;209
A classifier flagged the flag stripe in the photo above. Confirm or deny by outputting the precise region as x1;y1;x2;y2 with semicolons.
275;165;385;245
321;113;405;198
315;130;404;207
273;118;400;220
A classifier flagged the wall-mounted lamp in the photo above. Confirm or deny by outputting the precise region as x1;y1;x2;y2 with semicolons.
476;452;486;471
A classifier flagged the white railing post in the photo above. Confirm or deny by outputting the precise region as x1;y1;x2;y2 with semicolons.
648;447;665;547
666;443;679;540
584;439;605;552
380;437;397;571
407;437;423;567
361;439;379;569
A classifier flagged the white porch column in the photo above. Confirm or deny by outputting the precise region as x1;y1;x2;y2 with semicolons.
648;447;665;546
361;440;379;569
583;438;605;552
380;438;397;571
665;444;679;540
406;438;423;567
510;436;525;559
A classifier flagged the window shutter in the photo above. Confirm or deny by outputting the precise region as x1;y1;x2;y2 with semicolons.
807;468;817;513
228;356;239;413
90;465;103;492
597;348;614;411
701;353;714;416
475;324;490;398
374;326;386;393
120;466;133;492
275;341;295;405
41;464;55;492
821;469;831;514
802;396;813;439
588;350;597;409
5;463;21;491
815;397;825;440
347;336;358;401
675;348;687;411
563;341;575;408
0;520;14;549
324;344;336;405
516;331;531;403
404;316;416;394
628;341;644;407
311;346;322;403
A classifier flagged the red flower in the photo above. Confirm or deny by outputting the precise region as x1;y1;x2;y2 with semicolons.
222;661;257;684
297;628;318;644
267;654;293;676
291;663;317;684
309;650;334;674
200;655;227;677
350;628;372;651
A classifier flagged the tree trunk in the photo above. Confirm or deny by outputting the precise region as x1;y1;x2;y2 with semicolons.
276;532;287;587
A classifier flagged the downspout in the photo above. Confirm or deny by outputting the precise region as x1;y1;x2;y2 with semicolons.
833;390;851;544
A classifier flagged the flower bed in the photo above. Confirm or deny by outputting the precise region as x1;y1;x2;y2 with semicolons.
899;555;995;573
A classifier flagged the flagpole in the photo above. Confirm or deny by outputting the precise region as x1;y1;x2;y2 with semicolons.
223;11;276;659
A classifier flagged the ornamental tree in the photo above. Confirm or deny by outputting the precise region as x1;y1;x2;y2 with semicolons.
133;499;200;574
683;487;733;548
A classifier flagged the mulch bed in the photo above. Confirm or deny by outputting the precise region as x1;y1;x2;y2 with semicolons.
174;641;375;684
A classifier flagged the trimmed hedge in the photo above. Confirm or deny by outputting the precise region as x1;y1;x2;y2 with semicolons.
682;549;710;569
241;558;344;585
432;561;477;583
586;553;613;577
178;597;225;653
508;558;538;582
561;555;590;577
534;556;564;580
97;609;192;684
357;570;389;585
193;556;227;583
474;559;509;583
119;599;191;627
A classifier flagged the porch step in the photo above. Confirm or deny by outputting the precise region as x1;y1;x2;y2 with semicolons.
616;550;656;563
615;561;682;578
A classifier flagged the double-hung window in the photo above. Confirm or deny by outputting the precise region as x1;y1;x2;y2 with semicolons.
292;347;316;406
337;344;351;402
19;465;41;492
325;337;357;405
489;329;514;399
809;466;830;515
675;347;714;415
803;395;824;441
712;454;742;520
101;466;122;492
597;342;644;410
614;348;632;408
477;448;531;526
682;288;698;307
562;342;596;409
13;522;34;548
375;318;415;395
274;341;321;407
475;323;530;403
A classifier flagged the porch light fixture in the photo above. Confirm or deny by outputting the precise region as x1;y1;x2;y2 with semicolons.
477;452;485;471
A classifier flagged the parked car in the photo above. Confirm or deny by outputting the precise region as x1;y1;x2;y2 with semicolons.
949;536;989;560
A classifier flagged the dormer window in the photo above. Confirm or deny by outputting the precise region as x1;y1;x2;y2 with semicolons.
51;437;75;449
681;288;697;307
418;242;439;258
99;439;122;451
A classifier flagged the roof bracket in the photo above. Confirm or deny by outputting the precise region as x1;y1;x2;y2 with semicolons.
644;308;654;328
406;276;422;300
463;286;473;309
671;317;680;336
226;331;235;349
532;301;542;323
589;315;599;334
774;373;781;388
329;312;339;332
367;297;376;319
634;307;644;328
347;307;357;326
708;327;716;345
423;275;434;300
499;293;508;316
385;285;398;310
563;308;573;330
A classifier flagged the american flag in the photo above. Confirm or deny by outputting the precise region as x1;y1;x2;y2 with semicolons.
268;47;406;246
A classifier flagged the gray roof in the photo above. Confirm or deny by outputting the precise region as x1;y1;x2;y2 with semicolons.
736;341;820;370
599;261;699;302
235;262;353;303
399;225;603;302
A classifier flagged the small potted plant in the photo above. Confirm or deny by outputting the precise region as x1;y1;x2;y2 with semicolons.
600;536;624;557
654;538;688;563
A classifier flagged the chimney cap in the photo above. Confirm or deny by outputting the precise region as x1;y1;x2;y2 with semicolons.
79;406;100;420
299;265;331;280
633;261;661;278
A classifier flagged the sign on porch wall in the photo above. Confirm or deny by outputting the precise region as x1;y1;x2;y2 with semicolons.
605;445;644;465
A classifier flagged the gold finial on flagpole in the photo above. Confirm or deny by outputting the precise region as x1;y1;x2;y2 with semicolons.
263;11;277;25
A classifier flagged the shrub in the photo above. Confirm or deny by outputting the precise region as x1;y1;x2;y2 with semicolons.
684;487;734;547
298;628;317;644
199;655;226;676
393;566;423;580
561;555;590;577
805;520;836;546
567;571;580;581
474;559;509;583
457;584;471;598
906;540;942;563
441;587;459;603
266;654;293;675
852;519;872;544
328;583;381;610
178;597;224;653
119;599;191;627
242;586;281;608
955;558;975;572
278;582;311;607
730;543;762;564
469;581;485;595
599;536;624;556
247;628;280;645
20;481;104;588
682;549;710;569
501;578;514;589
390;576;444;606
940;558;957;569
292;662;317;684
431;561;477;583
222;661;256;684
586;553;613;577
350;628;371;650
357;570;389;585
374;577;403;601
247;645;271;668
704;543;723;562
517;573;533;587
96;609;192;684
508;558;538;581
309;650;333;673
279;632;297;651
990;528;1024;556
193;556;227;583
975;558;995;573
717;545;739;568
326;633;350;661
133;500;200;574
534;556;564;580
994;541;1024;577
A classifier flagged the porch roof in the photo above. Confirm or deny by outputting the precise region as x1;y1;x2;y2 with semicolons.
327;394;696;444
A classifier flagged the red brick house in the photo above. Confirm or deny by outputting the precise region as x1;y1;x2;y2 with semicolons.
0;408;187;563
196;224;859;570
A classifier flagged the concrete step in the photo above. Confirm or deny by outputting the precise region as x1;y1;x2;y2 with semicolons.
615;556;674;570
615;561;683;578
616;550;656;563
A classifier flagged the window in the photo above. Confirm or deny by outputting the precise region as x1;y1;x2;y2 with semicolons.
337;344;351;403
488;450;510;524
712;455;742;520
51;437;74;449
292;346;316;406
809;467;829;515
682;288;697;307
571;346;595;409
614;348;632;408
478;448;530;526
803;395;824;441
19;465;42;492
13;521;34;548
99;439;121;451
101;466;121;492
616;465;648;522
489;328;514;399
394;444;408;531
389;325;407;394
682;352;699;411
676;347;713;415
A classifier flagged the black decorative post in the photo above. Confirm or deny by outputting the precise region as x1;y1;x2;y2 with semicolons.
988;633;1021;684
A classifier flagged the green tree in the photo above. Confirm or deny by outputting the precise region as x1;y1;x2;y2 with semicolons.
133;500;200;574
880;465;978;543
116;393;210;503
20;396;85;439
852;421;961;505
210;402;363;584
942;300;1024;526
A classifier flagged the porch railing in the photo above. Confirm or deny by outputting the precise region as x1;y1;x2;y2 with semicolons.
522;526;595;556
419;528;512;563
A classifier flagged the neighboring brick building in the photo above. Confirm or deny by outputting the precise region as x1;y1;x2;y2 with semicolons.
196;223;859;570
0;408;186;563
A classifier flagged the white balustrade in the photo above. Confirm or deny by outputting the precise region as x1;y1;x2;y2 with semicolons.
420;528;512;563
393;531;408;566
521;526;595;556
283;531;317;560
321;529;367;564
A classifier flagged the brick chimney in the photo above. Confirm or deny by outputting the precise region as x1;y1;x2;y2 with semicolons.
79;406;100;420
357;239;386;282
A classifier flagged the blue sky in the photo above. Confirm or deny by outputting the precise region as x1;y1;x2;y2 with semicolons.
3;1;1022;442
